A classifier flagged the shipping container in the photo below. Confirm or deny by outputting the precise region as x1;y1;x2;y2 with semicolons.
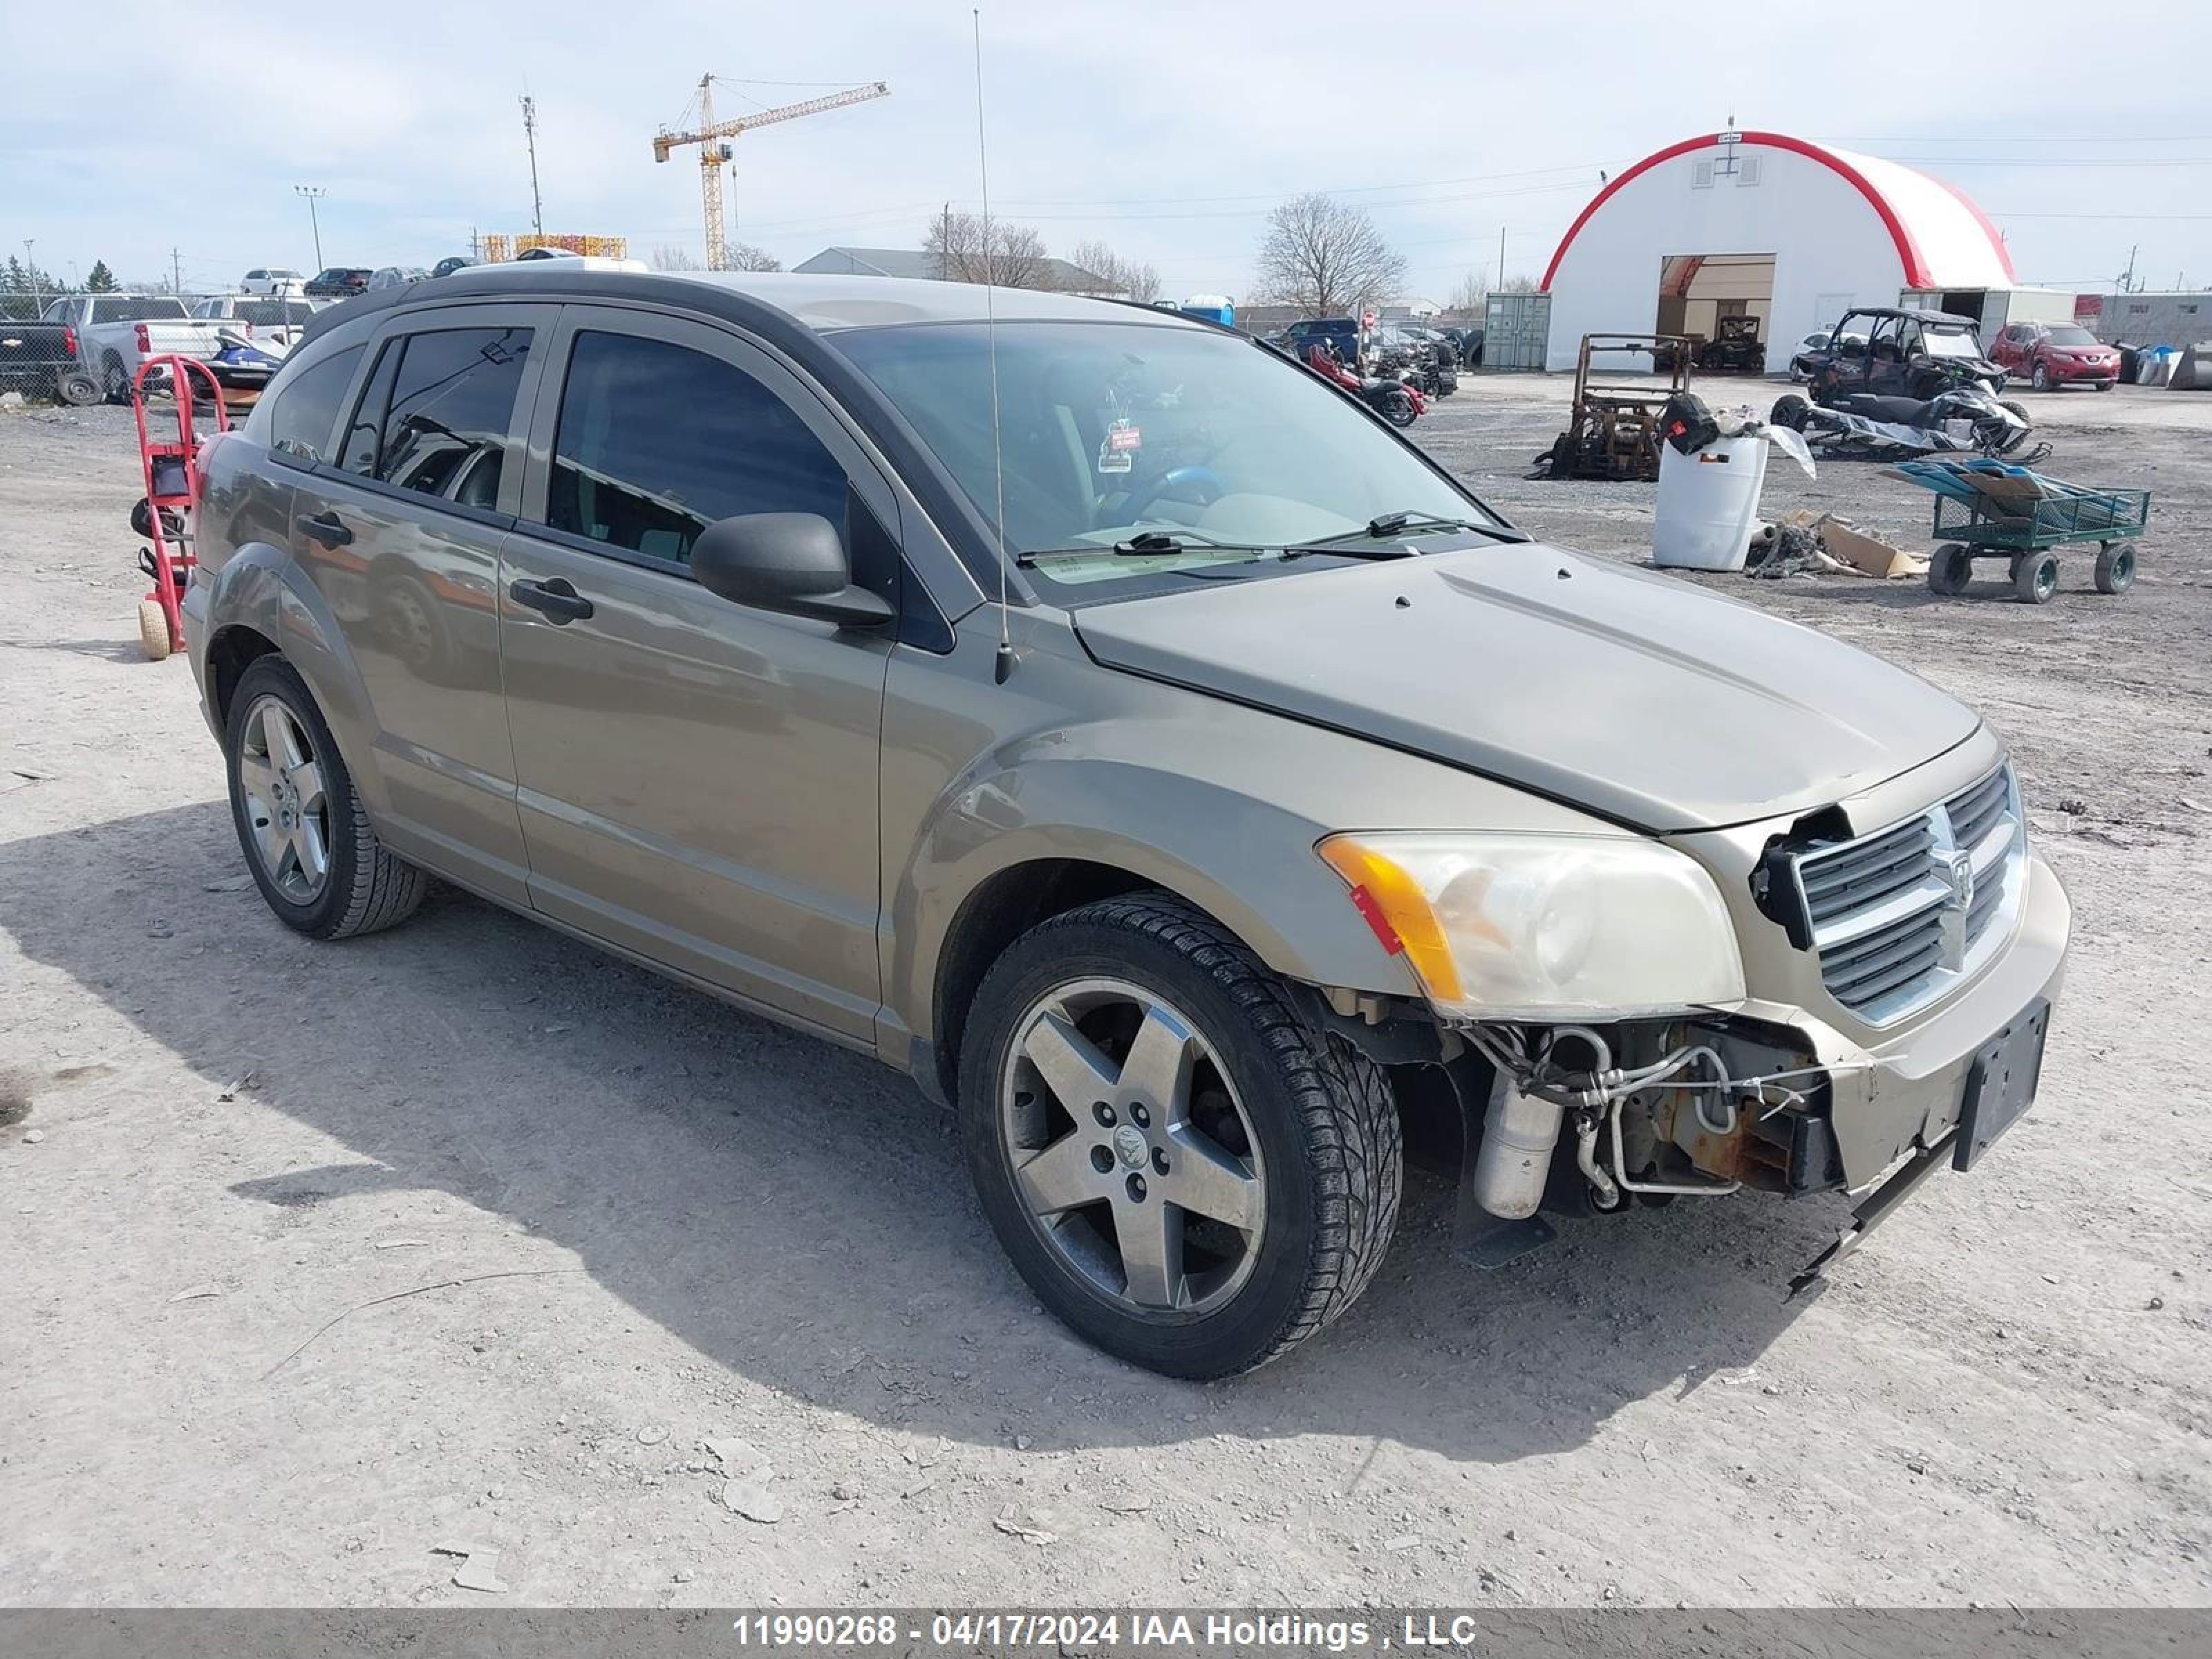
1483;292;1551;371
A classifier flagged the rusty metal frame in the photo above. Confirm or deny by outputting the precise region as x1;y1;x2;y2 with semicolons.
1542;332;1692;482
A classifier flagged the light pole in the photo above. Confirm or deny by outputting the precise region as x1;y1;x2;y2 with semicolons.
22;239;39;306
294;186;328;272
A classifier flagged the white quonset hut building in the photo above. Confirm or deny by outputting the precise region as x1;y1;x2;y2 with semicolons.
1538;129;2020;374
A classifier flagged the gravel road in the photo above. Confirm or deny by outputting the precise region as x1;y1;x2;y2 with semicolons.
3;377;2208;1609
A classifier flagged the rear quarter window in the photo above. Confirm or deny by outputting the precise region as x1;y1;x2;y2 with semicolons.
265;345;365;465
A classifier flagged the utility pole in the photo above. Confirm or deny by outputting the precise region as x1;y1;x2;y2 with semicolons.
294;186;327;272
1498;226;1507;291
521;95;545;238
23;239;39;305
940;202;953;279
171;247;183;296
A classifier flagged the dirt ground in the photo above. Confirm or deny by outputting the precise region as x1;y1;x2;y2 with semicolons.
3;374;2209;1611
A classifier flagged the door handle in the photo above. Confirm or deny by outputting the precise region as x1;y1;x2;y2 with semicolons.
297;509;353;547
508;577;594;624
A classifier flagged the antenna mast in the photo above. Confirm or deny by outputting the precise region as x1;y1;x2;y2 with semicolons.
973;10;1014;685
520;95;545;236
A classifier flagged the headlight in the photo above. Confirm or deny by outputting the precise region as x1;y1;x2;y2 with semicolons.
1318;832;1745;1022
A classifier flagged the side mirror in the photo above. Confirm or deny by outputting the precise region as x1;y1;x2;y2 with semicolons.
688;512;894;630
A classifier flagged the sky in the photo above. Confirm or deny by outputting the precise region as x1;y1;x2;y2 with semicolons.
7;0;2209;301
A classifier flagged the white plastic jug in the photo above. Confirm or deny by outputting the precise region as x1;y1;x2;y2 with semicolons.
1652;435;1770;572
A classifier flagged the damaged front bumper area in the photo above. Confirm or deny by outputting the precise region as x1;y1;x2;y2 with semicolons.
1441;780;2068;1287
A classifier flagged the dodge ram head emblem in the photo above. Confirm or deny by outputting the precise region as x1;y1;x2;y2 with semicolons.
1942;848;1976;912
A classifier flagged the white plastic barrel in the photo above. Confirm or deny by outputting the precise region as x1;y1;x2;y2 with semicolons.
1651;435;1771;572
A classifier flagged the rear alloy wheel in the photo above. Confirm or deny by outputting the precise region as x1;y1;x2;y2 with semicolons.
225;657;427;939
2012;550;2061;605
1928;542;1974;597
960;894;1400;1378
2094;542;2136;595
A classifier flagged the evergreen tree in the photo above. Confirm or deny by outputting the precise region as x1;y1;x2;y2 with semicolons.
86;260;118;292
1;255;26;293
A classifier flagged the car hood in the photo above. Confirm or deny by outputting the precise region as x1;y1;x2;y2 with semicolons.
1071;544;1982;833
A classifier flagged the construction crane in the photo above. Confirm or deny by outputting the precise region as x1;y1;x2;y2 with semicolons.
653;76;890;270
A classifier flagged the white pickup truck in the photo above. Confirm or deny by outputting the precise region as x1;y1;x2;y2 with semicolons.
40;294;242;402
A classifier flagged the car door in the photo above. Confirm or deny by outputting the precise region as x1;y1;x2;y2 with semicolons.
498;307;900;1040
286;302;554;903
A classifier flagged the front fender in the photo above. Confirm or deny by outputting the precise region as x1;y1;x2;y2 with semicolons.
899;748;1426;1031
201;542;388;817
877;635;1625;1056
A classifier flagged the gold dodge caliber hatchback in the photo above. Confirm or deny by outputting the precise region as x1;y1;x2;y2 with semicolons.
185;270;2070;1376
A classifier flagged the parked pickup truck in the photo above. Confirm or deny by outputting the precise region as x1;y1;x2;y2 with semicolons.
0;315;99;404
41;294;243;402
191;294;320;348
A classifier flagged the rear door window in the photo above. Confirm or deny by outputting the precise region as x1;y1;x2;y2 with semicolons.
541;329;847;566
362;327;534;510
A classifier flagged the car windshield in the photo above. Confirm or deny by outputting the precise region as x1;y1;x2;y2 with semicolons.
2045;326;2099;348
1922;326;1982;359
834;319;1507;594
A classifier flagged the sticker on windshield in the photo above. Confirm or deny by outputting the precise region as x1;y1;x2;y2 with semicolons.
1097;418;1141;475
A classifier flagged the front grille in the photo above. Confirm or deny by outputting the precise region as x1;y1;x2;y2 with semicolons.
1791;765;2025;1024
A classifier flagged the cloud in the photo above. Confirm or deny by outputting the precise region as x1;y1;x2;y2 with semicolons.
6;0;2204;295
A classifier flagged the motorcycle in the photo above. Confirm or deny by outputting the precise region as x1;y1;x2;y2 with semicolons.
1771;384;2038;460
1305;343;1425;427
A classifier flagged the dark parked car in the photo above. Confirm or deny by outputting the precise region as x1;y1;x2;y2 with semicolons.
1280;316;1361;368
179;268;2068;1378
0;314;100;404
1791;307;2005;404
305;268;373;299
1989;321;2121;393
431;256;481;279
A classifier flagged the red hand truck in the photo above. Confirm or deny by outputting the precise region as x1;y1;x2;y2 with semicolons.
130;354;229;661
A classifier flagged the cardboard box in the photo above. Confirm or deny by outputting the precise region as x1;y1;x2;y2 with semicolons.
1816;515;1928;580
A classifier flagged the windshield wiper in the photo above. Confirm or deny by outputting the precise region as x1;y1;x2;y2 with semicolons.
1015;529;1262;567
1288;509;1526;554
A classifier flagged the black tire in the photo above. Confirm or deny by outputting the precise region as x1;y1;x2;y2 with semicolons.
959;893;1402;1378
101;353;130;404
2093;542;2136;596
1929;542;1974;597
2096;379;2116;393
224;656;428;939
1382;391;1416;427
57;368;100;407
2031;363;2052;392
1769;393;1811;431
2012;550;2060;605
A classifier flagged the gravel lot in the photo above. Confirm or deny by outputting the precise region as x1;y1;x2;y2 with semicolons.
3;375;2209;1609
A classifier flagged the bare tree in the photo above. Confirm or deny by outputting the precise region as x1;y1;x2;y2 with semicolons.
1446;268;1488;314
1253;193;1406;317
657;241;779;272
1066;238;1161;302
1497;273;1539;294
924;209;1053;290
723;241;782;272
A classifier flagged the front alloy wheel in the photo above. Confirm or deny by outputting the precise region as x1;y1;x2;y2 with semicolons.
1001;977;1266;1317
961;894;1401;1378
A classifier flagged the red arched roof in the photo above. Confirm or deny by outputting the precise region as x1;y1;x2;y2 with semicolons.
1540;131;2016;292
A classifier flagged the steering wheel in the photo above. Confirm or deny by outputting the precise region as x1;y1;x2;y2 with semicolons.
1109;463;1224;527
